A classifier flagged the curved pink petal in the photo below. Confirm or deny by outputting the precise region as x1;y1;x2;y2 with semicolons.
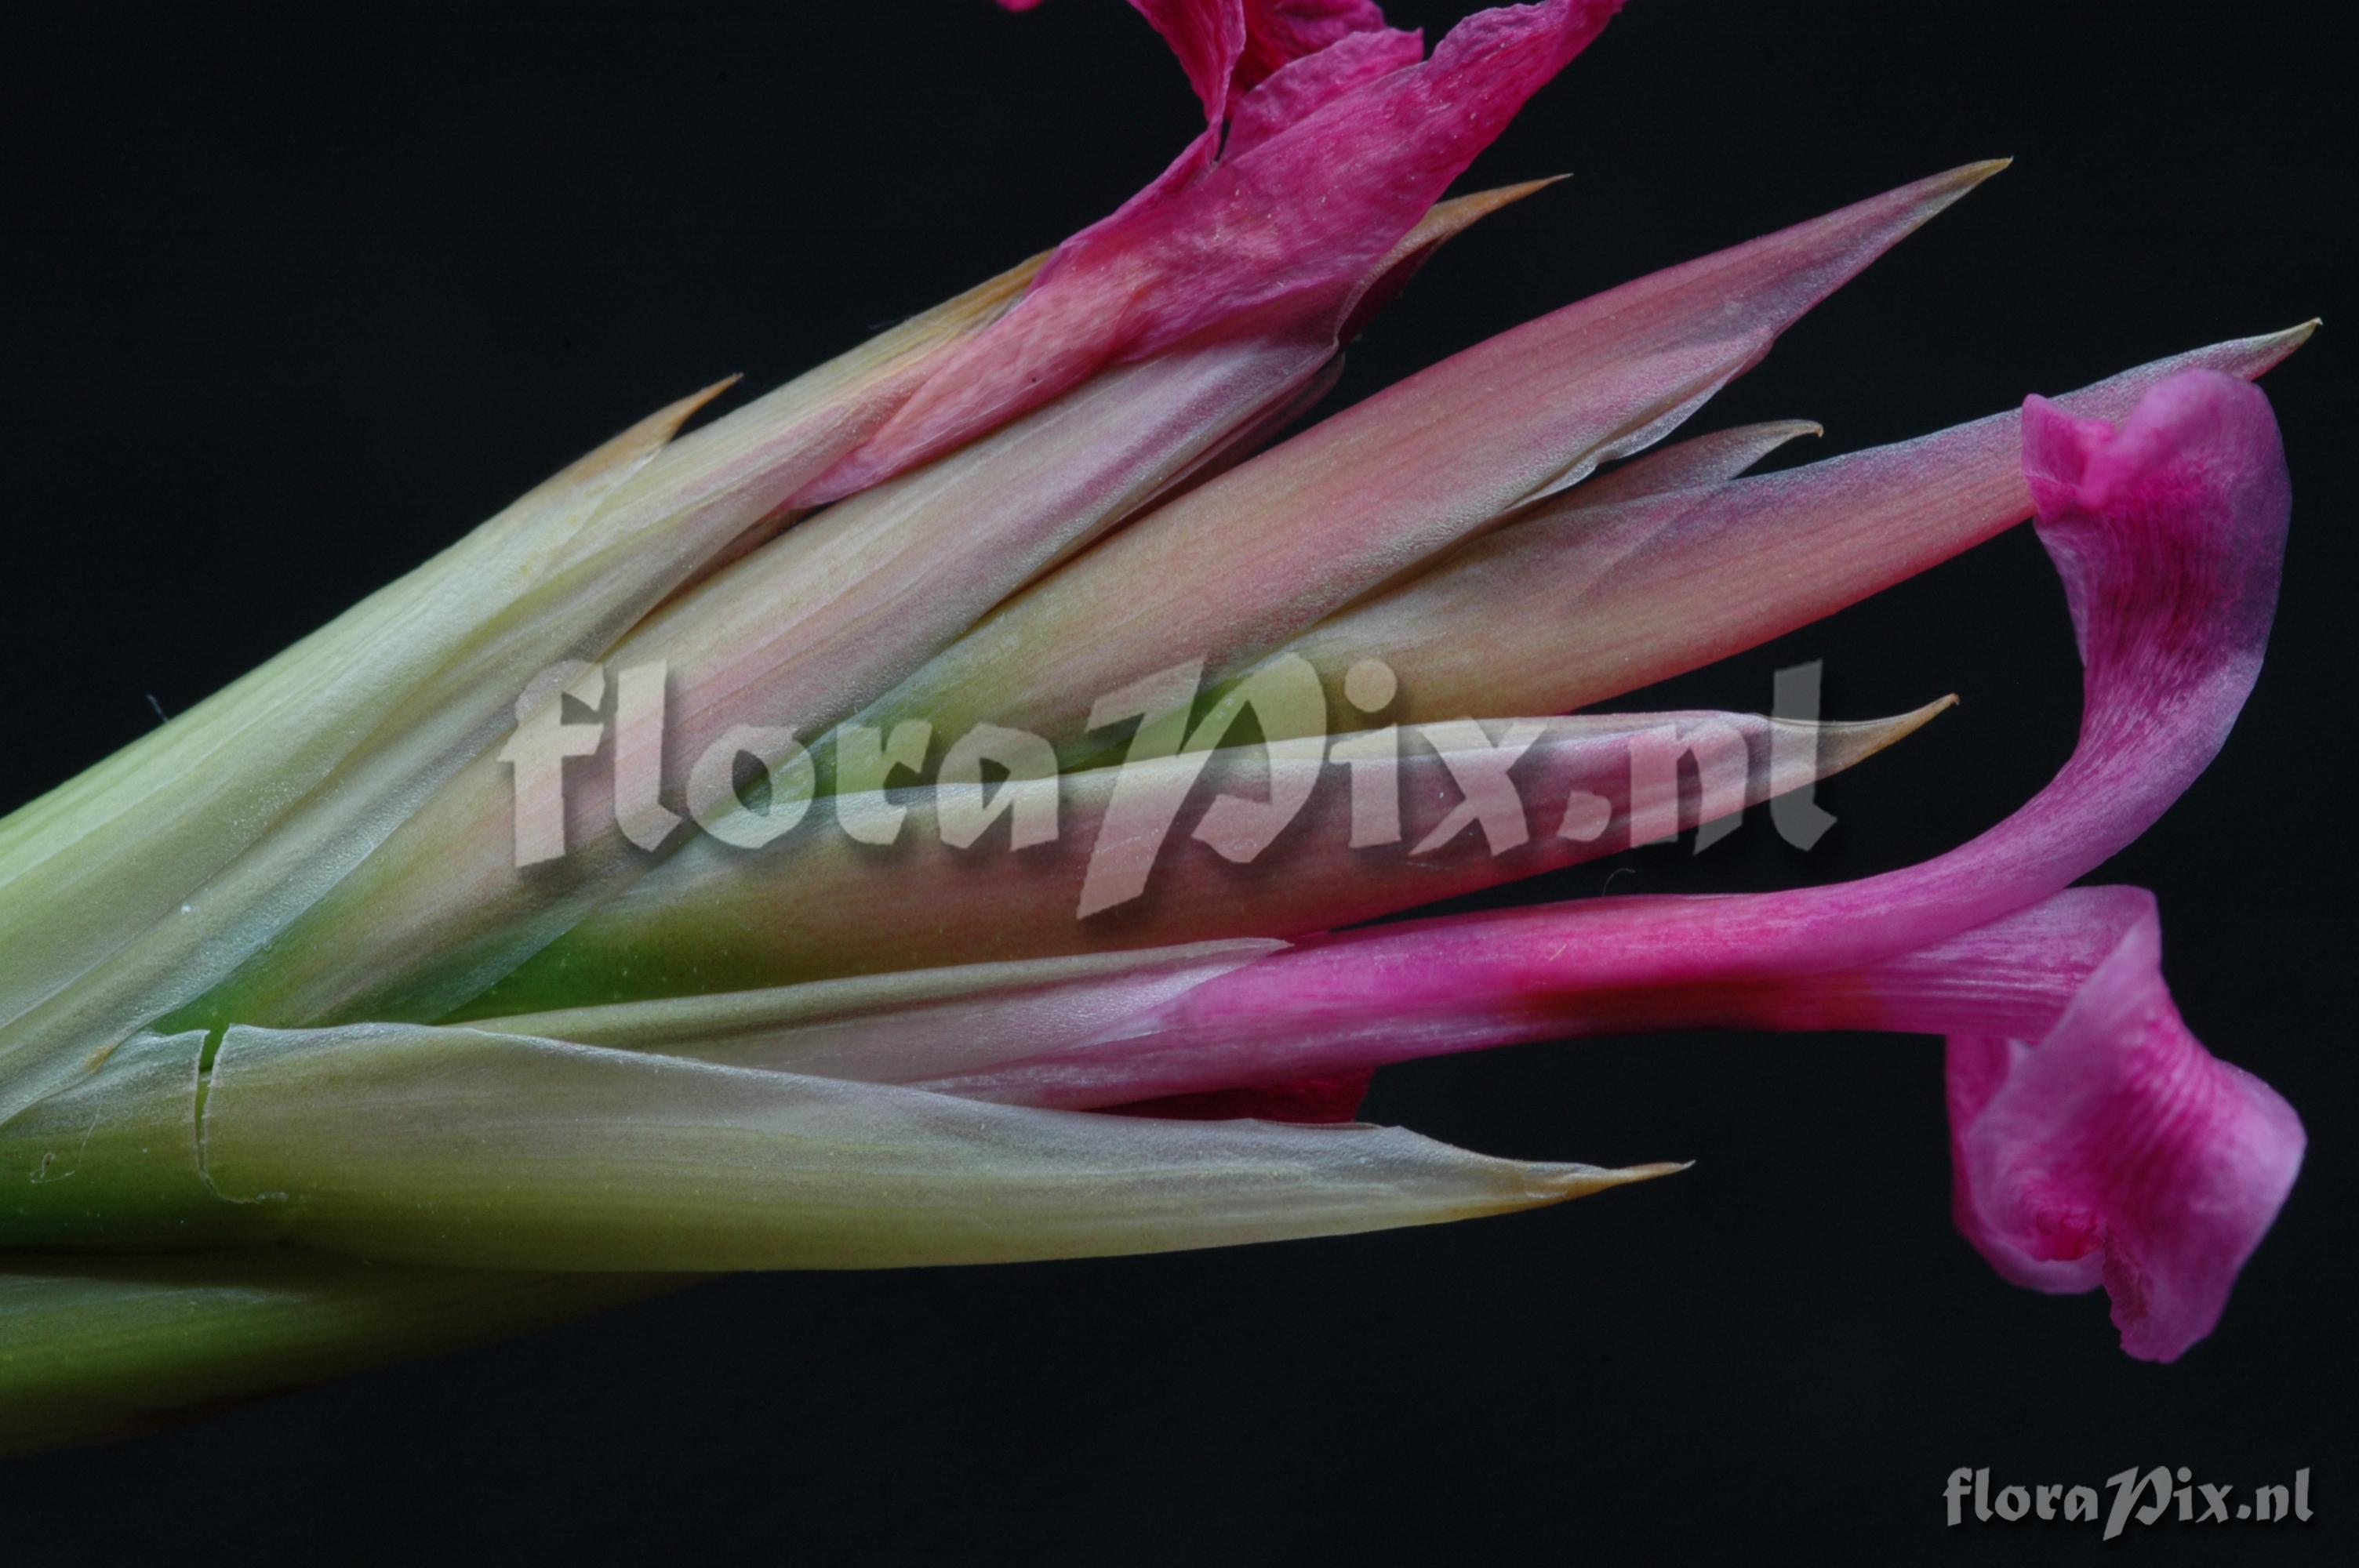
1605;883;2306;1358
1946;912;2304;1362
812;1;1621;500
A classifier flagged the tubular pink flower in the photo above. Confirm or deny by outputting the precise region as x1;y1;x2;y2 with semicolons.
1085;883;2306;1361
849;370;2300;1356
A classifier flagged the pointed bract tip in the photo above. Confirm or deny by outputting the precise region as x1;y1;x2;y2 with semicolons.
1897;691;1963;733
1750;418;1825;446
1956;157;2012;184
1896;158;2008;224
647;374;740;443
1532;1160;1692;1201
681;372;740;414
2233;319;2319;378
1816;694;1958;775
1345;180;1576;341
1494;172;1573;201
1413;176;1571;244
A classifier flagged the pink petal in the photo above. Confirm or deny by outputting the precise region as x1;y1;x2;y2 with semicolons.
1946;911;2304;1362
809;1;1621;501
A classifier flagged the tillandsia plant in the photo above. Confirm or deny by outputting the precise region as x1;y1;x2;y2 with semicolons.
0;0;2317;1451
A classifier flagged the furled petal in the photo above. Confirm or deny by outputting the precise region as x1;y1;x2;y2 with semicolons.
861;164;2001;757
817;0;1621;499
1946;912;2304;1362
472;700;1940;1010
1121;0;1408;121
1291;325;2310;722
182;1022;1674;1271
994;2;1411;258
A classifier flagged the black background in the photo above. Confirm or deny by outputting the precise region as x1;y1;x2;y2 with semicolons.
2;2;2349;1559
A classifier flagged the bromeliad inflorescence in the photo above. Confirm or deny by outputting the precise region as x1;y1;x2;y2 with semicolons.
0;0;2310;1450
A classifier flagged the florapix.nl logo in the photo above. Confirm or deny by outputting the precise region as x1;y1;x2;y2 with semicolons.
496;652;1876;918
1945;1465;2314;1540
